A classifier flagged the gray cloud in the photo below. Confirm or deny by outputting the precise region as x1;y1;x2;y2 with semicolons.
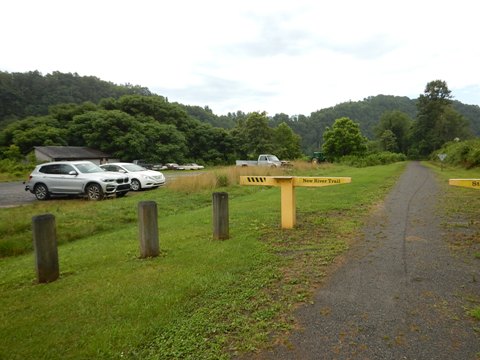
225;11;317;57
320;33;400;60
223;10;398;61
153;75;277;111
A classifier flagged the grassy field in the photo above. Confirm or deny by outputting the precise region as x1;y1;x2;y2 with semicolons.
427;160;480;260
426;161;480;325
1;162;408;359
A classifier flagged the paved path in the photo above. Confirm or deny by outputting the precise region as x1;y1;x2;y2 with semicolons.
0;181;35;208
260;162;479;359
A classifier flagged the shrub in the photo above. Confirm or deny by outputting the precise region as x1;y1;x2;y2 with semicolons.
339;152;406;167
216;174;229;187
0;159;36;181
433;139;480;169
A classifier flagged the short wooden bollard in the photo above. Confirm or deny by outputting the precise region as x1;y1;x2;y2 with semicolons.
32;214;59;283
138;201;159;258
213;192;229;240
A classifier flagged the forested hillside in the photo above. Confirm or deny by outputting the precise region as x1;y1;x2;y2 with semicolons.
0;71;151;126
1;71;479;161
452;101;480;135
274;95;480;154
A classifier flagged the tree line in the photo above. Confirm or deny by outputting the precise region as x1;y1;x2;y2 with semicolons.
317;80;473;160
1;70;479;164
0;95;302;165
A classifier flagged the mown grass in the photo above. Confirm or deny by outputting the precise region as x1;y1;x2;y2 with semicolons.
426;161;480;258
425;162;480;325
0;162;406;359
0;164;314;257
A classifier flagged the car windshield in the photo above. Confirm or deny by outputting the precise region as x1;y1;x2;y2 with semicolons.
267;155;280;162
75;162;105;173
122;164;147;172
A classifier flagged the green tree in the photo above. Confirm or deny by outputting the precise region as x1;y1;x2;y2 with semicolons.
411;80;471;157
322;117;367;159
67;110;145;159
0;115;67;153
375;110;412;153
180;105;235;129
68;110;188;162
114;95;194;131
273;122;302;159
206;127;235;164
231;112;275;158
184;122;234;164
140;120;187;163
2;144;23;161
13;124;67;152
433;106;471;145
49;102;97;125
379;130;398;152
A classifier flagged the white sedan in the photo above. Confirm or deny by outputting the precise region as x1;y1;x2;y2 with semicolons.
182;163;205;170
100;162;166;191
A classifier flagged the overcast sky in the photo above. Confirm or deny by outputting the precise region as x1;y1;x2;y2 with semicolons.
2;0;480;116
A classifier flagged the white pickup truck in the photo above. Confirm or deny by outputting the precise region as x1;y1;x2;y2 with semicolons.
236;154;283;167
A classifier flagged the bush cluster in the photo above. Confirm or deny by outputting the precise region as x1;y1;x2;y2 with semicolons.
433;139;480;169
339;152;407;167
0;159;35;179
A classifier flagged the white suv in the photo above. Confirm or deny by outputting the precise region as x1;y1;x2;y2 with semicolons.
25;161;131;200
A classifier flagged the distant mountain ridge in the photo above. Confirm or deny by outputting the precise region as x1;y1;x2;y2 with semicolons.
309;95;480;138
268;94;480;153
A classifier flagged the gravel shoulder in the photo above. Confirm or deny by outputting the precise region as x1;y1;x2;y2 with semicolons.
259;161;480;359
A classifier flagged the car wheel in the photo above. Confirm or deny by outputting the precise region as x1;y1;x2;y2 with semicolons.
34;184;50;201
131;179;141;191
86;183;103;201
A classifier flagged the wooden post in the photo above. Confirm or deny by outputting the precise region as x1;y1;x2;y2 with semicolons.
240;176;351;229
138;201;159;258
213;192;229;240
277;178;296;229
32;214;59;283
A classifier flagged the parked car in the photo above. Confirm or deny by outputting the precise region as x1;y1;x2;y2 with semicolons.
165;163;185;170
151;164;167;171
182;163;205;170
235;154;283;167
100;162;165;191
24;161;130;201
132;159;166;170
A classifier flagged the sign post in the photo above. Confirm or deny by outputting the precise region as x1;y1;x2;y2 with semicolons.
438;153;447;171
240;176;351;229
449;179;480;190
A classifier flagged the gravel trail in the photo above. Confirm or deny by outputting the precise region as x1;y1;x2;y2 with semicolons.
259;161;479;359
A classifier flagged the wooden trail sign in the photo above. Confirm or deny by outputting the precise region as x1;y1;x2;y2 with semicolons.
240;176;351;229
449;178;480;190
